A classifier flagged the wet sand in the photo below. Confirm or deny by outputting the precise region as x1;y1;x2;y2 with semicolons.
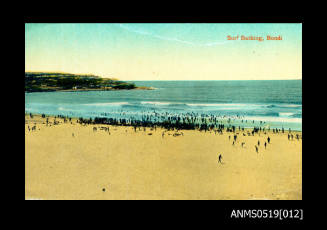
25;114;302;200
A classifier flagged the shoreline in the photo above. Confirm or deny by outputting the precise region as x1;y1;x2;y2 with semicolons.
25;112;303;133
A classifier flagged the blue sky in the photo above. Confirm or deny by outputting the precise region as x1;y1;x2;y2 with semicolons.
25;23;302;80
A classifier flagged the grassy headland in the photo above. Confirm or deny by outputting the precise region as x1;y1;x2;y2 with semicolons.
25;72;153;92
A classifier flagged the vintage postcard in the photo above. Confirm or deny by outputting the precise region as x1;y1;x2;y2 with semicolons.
25;22;302;200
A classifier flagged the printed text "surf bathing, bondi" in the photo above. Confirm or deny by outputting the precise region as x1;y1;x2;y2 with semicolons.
227;35;282;42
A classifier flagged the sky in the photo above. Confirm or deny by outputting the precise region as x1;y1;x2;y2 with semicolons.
25;23;302;81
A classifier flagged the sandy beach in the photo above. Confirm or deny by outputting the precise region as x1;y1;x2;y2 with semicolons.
25;114;302;200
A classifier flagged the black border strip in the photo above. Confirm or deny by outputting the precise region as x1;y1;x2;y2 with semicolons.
24;16;304;23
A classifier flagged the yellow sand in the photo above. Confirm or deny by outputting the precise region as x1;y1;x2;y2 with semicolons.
25;115;302;200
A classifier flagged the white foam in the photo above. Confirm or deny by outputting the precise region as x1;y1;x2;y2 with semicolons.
141;102;258;107
278;104;302;108
279;112;294;117
84;102;129;106
243;115;302;123
187;103;259;107
141;101;174;105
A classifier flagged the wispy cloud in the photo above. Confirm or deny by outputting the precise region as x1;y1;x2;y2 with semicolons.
116;24;232;47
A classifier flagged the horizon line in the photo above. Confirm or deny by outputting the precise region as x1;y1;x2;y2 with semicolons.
126;79;302;81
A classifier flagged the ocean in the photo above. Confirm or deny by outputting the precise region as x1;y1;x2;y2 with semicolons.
25;80;302;131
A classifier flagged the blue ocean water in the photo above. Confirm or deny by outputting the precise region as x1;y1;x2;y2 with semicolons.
25;80;302;131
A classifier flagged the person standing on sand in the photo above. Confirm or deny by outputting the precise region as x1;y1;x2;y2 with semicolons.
267;136;270;144
218;154;223;164
255;145;258;153
258;140;260;146
264;142;267;149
